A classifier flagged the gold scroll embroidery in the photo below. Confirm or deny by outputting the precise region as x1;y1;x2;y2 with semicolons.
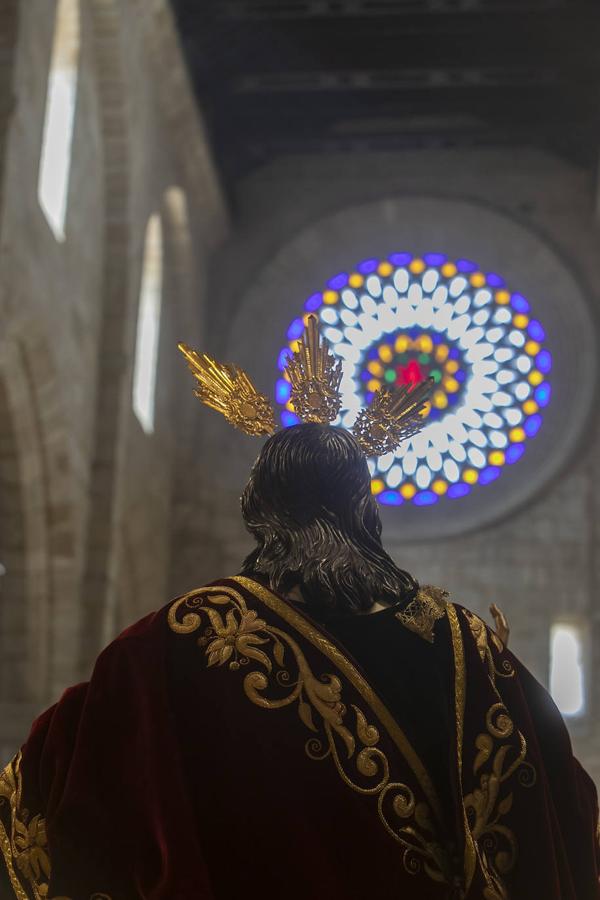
448;605;536;900
447;603;478;894
395;585;449;643
465;704;536;900
168;581;453;884
0;752;112;900
462;609;515;690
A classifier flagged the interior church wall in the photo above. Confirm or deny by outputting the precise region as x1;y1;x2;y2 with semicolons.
197;149;600;786
0;0;227;761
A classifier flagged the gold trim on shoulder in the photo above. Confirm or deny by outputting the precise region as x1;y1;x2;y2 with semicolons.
168;579;452;884
395;585;449;643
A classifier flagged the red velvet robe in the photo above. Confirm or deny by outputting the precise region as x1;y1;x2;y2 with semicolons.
1;576;599;899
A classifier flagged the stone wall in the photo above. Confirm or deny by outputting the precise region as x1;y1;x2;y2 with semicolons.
0;0;227;760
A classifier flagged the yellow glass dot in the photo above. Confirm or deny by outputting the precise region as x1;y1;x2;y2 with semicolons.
395;335;409;353
513;314;529;329
367;379;381;393
367;360;384;377
285;401;295;412
435;345;449;363
495;290;510;305
433;390;448;409
419;334;433;353
509;427;526;443
378;261;393;277
470;272;486;288
523;400;539;415
409;258;426;274
443;376;459;394
378;345;393;363
400;483;417;499
525;340;541;356
432;479;448;495
528;370;543;386
289;340;301;352
422;401;432;417
348;272;364;288
323;290;338;305
371;479;384;495
445;359;459;374
463;469;479;485
489;450;505;466
441;262;457;278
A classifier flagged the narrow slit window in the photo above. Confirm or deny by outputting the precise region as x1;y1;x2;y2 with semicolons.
549;623;585;717
133;215;163;433
38;0;80;241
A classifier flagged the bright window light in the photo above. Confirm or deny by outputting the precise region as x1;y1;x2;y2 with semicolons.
550;623;585;717
38;0;80;241
133;215;163;433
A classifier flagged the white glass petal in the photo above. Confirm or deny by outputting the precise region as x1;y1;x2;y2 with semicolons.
401;450;417;476
449;441;467;462
468;446;486;468
408;283;423;305
490;430;508;448
366;275;382;298
416;465;432;489
426;447;443;471
340;309;358;327
516;355;532;373
387;464;403;488
431;285;448;307
473;289;492;308
449;276;467;297
393;268;409;293
468;429;487;448
341;289;359;309
443;458;460;482
321;307;339;325
422;269;439;293
515;382;531;401
504;408;523;426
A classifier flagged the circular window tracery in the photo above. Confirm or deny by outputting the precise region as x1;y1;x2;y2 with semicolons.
276;253;552;507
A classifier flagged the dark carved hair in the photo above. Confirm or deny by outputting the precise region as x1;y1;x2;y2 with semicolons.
240;423;418;615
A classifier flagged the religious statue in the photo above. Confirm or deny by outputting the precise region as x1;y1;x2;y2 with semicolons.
1;317;598;899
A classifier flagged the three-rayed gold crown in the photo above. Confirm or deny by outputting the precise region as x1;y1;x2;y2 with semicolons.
178;315;433;457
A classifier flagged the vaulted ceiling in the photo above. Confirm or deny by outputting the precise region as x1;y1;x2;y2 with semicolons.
169;0;600;193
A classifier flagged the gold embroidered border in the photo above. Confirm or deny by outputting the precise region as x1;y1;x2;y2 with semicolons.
0;750;113;900
0;818;28;900
232;575;444;826
447;602;478;892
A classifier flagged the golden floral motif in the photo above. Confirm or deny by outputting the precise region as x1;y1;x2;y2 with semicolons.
0;752;112;900
395;585;449;643
168;584;453;884
464;704;536;900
